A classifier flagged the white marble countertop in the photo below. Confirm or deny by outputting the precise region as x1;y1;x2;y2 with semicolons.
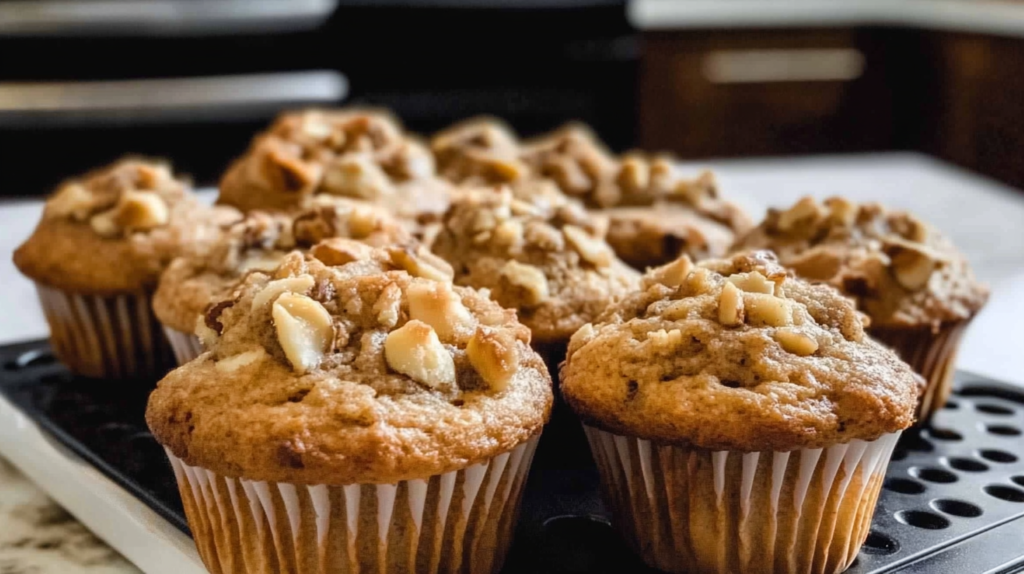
0;151;1023;572
631;0;1024;37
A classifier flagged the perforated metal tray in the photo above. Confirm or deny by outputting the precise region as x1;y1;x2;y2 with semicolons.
2;339;1024;574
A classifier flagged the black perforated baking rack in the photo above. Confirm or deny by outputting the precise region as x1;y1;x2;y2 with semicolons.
2;338;1024;574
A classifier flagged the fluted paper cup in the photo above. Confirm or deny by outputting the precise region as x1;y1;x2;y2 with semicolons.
870;320;970;424
163;326;204;365
584;427;900;574
165;435;540;574
34;283;174;380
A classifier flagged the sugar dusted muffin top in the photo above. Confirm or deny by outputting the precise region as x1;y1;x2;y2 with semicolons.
153;198;408;333
431;188;640;345
733;196;989;329
217;109;450;222
147;244;553;484
14;158;228;294
561;251;921;451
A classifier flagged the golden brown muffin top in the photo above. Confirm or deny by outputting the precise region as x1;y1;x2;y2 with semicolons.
14;158;228;295
147;244;553;484
733;196;989;329
153;198;408;333
216;109;450;222
561;250;922;451
430;120;751;264
431;188;640;345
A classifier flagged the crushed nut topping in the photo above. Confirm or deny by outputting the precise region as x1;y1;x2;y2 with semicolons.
384;319;457;389
718;281;745;327
273;292;334;374
407;281;476;343
466;326;519;391
774;328;819;356
500;260;550;305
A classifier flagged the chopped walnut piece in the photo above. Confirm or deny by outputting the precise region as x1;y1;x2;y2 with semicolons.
718;282;745;327
774;328;819;356
311;239;375;267
744;293;793;327
384;319;456;389
646;257;694;288
466;326;519;391
251;275;316;311
562;225;612;267
89;191;169;237
372;282;402;329
647;328;684;351
824;197;857;227
407;281;476;343
272;292;334;374
47;184;103;221
891;246;937;291
388;246;455;282
616;155;650;194
321;155;395;199
776;196;824;233
500;260;550;305
727;271;776;295
215;349;267;373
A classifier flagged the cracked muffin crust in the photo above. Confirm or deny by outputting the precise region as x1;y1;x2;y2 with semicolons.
14;158;228;294
561;251;921;452
147;244;553;485
217;108;452;224
153;198;408;334
732;196;989;329
430;120;751;268
431;187;640;345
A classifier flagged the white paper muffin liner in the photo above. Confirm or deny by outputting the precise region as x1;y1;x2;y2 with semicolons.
584;427;901;574
871;321;970;424
34;283;174;379
165;435;540;574
163;326;204;365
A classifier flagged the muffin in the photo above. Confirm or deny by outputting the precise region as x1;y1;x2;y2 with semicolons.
561;251;920;574
218;108;451;226
733;196;989;421
431;120;751;268
519;128;752;268
153;198;408;364
147;244;553;574
430;187;639;371
14;158;226;379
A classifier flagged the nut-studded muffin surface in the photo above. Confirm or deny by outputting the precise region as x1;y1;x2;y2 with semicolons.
147;245;553;484
561;251;921;451
431;120;751;267
14;158;227;294
431;188;639;344
217;108;451;222
733;196;989;329
152;198;408;333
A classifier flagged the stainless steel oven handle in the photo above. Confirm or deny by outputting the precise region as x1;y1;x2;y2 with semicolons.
0;71;347;113
0;0;338;36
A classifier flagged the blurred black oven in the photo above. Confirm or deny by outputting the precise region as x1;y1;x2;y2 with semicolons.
0;0;635;195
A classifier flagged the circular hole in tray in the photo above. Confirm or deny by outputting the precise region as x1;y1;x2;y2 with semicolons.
5;349;56;370
930;499;983;518
984;484;1024;503
944;457;989;473
890;449;908;462
979;449;1019;464
909;467;958;484
884;477;926;495
1013;476;1024;488
927;428;964;441
986;424;1023;437
976;403;1016;416
860;530;900;555
944;401;960;410
895;509;951;530
540;515;638;573
898;433;934;453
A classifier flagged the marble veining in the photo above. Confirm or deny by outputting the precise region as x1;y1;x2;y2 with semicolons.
0;457;138;574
